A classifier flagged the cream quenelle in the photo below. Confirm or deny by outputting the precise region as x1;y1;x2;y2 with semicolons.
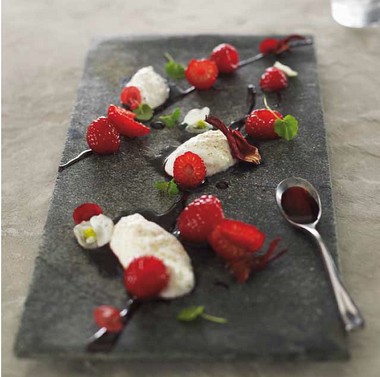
126;66;169;109
165;130;236;177
110;214;194;299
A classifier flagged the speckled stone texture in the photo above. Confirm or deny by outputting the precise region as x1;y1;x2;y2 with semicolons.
4;1;380;376
14;35;347;361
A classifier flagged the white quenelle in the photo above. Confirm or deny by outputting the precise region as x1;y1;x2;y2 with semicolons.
74;214;114;250
183;107;213;134
165;130;236;177
110;214;194;299
126;66;169;109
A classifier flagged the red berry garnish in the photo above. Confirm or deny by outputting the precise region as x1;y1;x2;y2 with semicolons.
259;38;280;55
185;59;218;90
120;86;142;110
173;151;206;189
208;219;266;260
259;67;288;92
124;256;169;299
86;116;120;154
210;43;239;73
94;305;123;332
245;109;283;140
73;203;103;224
107;104;150;138
178;195;224;244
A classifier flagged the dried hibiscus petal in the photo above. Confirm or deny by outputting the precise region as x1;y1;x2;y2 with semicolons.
206;115;261;165
227;237;287;283
260;34;311;56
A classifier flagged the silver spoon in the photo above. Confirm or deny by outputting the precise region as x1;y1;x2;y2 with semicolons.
276;177;364;331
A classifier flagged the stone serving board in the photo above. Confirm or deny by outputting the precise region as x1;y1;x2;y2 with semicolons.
15;35;348;361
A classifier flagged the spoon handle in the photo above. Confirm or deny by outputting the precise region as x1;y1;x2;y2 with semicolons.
307;227;365;331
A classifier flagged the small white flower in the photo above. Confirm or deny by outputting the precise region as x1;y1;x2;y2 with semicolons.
274;61;298;77
74;214;114;250
183;107;213;134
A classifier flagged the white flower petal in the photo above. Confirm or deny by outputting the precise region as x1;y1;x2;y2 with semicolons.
183;107;210;125
74;221;99;250
73;214;114;250
274;61;298;77
90;214;114;247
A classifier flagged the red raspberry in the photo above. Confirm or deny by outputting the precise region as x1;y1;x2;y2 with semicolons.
107;104;150;138
124;256;169;299
178;195;224;243
210;43;239;73
185;59;218;90
260;67;288;92
208;219;265;260
94;305;123;332
120;86;142;110
245;109;283;140
73;203;103;224
259;38;280;55
173;152;206;189
86;117;121;154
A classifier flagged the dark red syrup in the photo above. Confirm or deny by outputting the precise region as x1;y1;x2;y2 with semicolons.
281;187;319;224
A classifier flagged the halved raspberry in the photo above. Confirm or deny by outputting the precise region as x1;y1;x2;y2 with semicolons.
210;43;239;73
94;305;123;332
107;104;150;138
208;219;266;260
120;86;142;110
178;195;224;243
259;67;288;92
173;151;206;189
73;203;103;224
86;116;121;154
124;256;169;299
185;59;218;90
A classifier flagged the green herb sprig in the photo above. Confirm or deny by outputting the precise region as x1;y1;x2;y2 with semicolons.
133;103;154;121
164;53;186;80
177;306;227;324
154;179;180;196
159;108;181;129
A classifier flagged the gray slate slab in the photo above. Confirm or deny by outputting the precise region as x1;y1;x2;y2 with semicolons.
15;35;348;361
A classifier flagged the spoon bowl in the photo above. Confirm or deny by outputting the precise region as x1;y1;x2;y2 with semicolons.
276;177;321;228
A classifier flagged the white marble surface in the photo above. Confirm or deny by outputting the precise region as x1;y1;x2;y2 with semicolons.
2;0;380;376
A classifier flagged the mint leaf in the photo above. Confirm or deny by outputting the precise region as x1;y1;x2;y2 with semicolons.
167;180;180;195
177;306;227;324
274;114;299;140
159;108;181;128
153;181;168;191
164;53;185;80
133;103;153;121
154;179;179;196
177;306;205;322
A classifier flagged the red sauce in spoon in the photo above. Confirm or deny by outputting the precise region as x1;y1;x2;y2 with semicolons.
281;187;319;224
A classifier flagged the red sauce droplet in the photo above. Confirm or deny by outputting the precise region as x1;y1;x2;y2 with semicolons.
281;187;319;224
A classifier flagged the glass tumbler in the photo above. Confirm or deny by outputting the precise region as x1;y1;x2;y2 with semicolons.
331;0;380;27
